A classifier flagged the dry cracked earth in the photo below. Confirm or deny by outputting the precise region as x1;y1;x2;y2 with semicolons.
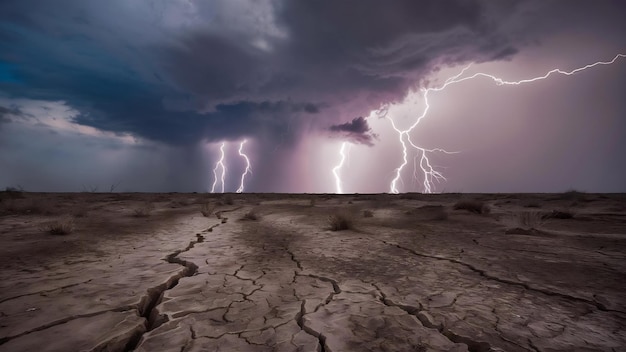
0;192;625;351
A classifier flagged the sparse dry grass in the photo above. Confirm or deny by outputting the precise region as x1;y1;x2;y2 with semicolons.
362;210;374;218
133;202;155;217
454;200;490;214
44;216;75;235
242;210;259;221
514;211;544;229
328;212;354;231
200;203;215;217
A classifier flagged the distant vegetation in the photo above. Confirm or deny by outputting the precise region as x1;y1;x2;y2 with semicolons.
453;200;490;214
133;202;155;217
44;216;75;235
328;212;354;231
514;211;544;229
242;209;259;221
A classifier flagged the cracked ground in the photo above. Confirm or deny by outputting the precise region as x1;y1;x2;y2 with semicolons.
0;192;625;351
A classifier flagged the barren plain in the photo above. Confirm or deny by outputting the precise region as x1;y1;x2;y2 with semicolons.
0;192;625;351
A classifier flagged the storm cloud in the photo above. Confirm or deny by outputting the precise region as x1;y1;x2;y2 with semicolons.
0;0;530;146
1;0;625;192
329;117;377;146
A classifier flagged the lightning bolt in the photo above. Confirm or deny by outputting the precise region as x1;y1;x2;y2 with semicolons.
387;53;625;194
210;142;226;193
236;139;252;193
332;142;350;194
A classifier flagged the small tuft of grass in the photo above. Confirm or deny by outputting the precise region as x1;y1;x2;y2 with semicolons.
327;212;354;231
514;211;544;229
362;210;374;218
453;200;490;214
45;216;75;235
200;203;215;217
241;210;259;221
133;202;155;217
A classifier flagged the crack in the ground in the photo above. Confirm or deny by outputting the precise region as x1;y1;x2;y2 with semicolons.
492;308;536;352
0;306;137;345
286;246;334;352
371;282;492;352
0;279;94;304
123;232;206;351
296;299;328;352
215;206;244;221
192;320;293;342
378;238;624;314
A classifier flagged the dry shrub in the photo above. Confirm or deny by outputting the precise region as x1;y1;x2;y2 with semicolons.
2;187;24;199
453;200;490;214
309;197;316;207
133;202;155;217
362;210;374;218
45;216;75;235
514;211;544;229
242;210;259;221
542;209;575;220
328;212;354;231
200;203;215;217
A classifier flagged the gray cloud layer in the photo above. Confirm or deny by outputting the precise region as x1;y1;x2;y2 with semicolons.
328;117;377;146
1;0;625;192
0;0;533;146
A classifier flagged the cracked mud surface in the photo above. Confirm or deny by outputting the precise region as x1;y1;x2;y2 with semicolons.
1;192;625;351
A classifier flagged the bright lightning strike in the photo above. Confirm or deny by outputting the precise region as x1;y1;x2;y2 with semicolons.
210;142;226;193
236;140;252;193
332;142;350;194
387;53;626;194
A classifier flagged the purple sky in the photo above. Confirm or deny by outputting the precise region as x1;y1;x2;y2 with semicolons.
0;0;625;193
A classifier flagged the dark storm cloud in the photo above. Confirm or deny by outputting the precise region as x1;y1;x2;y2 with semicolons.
0;105;17;122
0;0;539;146
328;117;377;146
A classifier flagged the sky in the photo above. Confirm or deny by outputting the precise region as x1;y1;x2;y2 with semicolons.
0;0;625;193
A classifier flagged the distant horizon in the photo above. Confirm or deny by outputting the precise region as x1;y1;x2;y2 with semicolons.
4;186;623;196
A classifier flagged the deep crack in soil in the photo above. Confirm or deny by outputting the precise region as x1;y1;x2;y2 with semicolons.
371;283;492;352
123;232;206;351
377;238;624;315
